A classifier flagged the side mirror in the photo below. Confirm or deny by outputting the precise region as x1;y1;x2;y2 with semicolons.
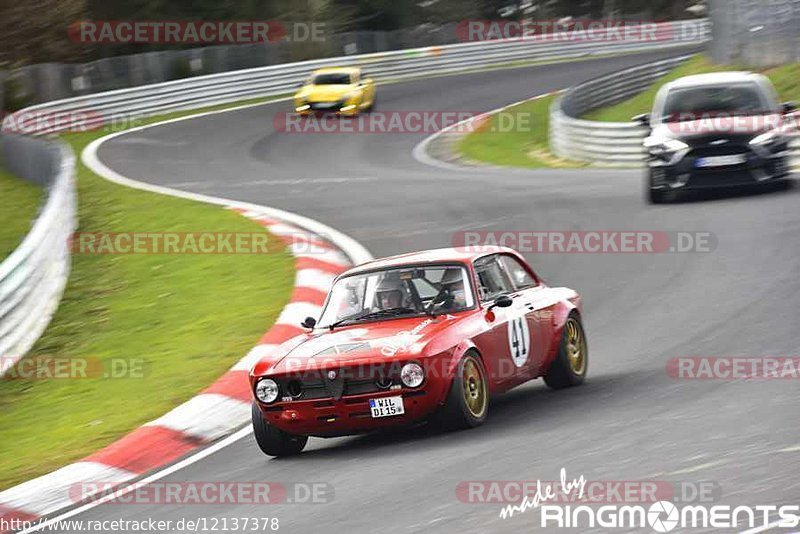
488;294;513;311
301;317;317;329
782;101;797;114
632;113;651;127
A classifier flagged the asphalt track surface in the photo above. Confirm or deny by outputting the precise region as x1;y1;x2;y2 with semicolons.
80;48;800;533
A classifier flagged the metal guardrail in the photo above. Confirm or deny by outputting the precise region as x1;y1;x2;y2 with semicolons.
2;21;708;135
0;135;76;375
550;55;800;168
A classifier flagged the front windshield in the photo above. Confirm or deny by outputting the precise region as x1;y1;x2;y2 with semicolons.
317;265;475;328
312;73;352;85
659;83;776;122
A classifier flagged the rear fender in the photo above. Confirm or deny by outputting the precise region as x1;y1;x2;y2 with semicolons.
543;297;582;370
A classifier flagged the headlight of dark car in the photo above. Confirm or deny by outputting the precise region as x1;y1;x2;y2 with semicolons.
749;131;779;146
644;137;689;162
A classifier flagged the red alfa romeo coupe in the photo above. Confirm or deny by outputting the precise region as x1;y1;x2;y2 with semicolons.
250;246;587;456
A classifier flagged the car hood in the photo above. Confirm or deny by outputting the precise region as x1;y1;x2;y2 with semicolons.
651;113;783;142
296;84;354;102
258;315;459;375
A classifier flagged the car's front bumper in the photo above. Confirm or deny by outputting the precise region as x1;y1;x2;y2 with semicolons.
255;387;440;437
648;145;791;191
295;100;358;116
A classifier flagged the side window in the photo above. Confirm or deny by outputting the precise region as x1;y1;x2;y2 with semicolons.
499;255;537;290
474;256;513;302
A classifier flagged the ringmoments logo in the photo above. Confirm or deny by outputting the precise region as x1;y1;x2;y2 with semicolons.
494;469;799;531
538;502;800;531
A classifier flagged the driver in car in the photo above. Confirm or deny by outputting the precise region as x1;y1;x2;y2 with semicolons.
375;277;406;310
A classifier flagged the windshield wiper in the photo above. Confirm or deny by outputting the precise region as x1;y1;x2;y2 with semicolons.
356;307;419;320
327;307;418;331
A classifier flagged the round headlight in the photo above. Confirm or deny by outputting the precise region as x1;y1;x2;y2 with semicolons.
255;378;279;403
401;363;425;388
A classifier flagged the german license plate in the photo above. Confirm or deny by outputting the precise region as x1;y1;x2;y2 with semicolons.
369;396;405;418
695;155;746;168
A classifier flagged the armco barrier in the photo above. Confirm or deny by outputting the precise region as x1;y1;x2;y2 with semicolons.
0;135;76;375
550;55;800;168
2;20;708;135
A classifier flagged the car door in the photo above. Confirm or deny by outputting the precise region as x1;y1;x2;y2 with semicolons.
498;254;553;378
471;255;530;390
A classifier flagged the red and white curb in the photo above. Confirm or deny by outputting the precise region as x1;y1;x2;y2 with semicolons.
0;115;372;531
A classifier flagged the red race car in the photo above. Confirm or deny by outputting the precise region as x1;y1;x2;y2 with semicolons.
249;246;587;456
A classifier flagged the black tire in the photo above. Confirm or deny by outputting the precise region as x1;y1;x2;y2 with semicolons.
544;314;588;390
647;168;670;204
251;403;307;457
436;352;489;430
648;188;668;204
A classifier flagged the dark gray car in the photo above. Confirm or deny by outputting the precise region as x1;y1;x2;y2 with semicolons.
634;72;795;203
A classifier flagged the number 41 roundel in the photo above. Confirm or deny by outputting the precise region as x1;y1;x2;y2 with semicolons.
507;315;531;367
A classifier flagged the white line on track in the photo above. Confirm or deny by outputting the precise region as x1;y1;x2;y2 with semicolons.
17;427;254;534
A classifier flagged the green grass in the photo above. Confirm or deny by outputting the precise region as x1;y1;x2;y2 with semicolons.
458;94;585;168
0;98;295;490
0;169;43;260
585;55;800;121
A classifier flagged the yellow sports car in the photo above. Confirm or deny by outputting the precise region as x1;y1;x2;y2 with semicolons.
293;67;376;116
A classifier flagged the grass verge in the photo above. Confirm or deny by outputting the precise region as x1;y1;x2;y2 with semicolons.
584;55;800;121
0;97;295;489
0;170;43;260
458;94;585;168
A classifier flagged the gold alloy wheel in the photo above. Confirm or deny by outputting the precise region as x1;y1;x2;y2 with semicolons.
565;318;587;376
462;357;487;418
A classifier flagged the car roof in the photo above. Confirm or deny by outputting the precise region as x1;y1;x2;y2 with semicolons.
341;246;517;276
312;67;360;75
665;71;765;90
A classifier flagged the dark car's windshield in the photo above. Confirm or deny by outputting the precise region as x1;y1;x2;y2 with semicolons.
312;73;352;85
318;265;474;328
661;83;776;121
